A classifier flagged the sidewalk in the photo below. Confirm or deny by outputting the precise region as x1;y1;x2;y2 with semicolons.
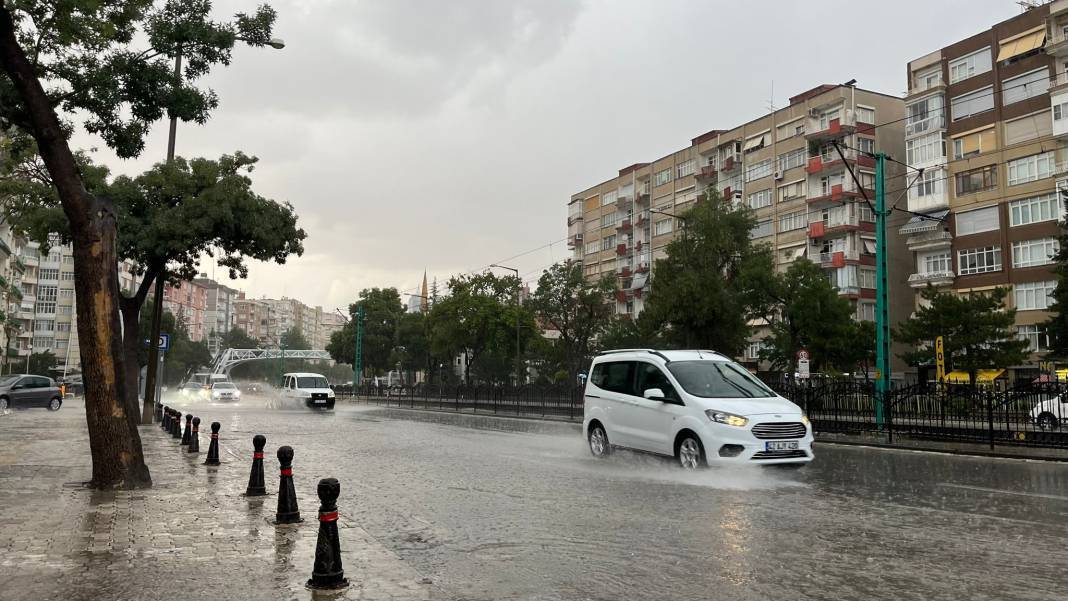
0;401;445;601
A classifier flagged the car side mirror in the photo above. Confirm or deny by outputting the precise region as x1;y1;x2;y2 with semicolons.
11;384;21;390
643;388;666;401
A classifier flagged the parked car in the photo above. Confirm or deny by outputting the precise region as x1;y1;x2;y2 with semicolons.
583;349;813;468
210;381;241;402
0;374;64;412
279;372;335;409
1031;393;1068;429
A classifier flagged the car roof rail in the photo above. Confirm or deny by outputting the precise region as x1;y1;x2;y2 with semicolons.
598;348;672;364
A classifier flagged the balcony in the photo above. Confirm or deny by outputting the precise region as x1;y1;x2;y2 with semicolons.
807;182;873;206
616;219;633;233
905;112;945;138
615;244;627;256
809;212;874;238
805;110;857;142
721;186;733;201
817;249;871;267
566;214;583;227
614;289;628;303
806;149;874;176
720;154;742;172
695;165;718;181
905;229;952;251
908;270;955;288
567;233;583;248
1046;25;1068;58
617;266;632;278
635;192;650;205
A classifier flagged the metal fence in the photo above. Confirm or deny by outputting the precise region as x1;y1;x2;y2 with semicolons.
336;380;1068;451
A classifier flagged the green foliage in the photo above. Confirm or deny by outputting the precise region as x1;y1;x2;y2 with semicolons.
27;350;57;376
327;288;406;376
639;192;777;354
526;262;614;381
279;326;309;351
598;316;654;351
759;259;861;373
392;312;430;374
136;307;210;385
220;326;259;350
1045;203;1068;358
894;286;1029;378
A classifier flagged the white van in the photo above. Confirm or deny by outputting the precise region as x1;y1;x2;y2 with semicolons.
279;372;335;409
583;349;814;468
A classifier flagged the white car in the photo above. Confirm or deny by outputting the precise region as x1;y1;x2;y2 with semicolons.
583;349;814;468
210;381;241;402
1031;393;1068;429
280;372;335;409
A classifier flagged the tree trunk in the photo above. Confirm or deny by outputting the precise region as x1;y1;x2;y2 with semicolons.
119;295;143;420
0;8;151;488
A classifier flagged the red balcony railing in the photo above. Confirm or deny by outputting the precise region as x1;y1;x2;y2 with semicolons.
616;244;627;256
808;221;825;238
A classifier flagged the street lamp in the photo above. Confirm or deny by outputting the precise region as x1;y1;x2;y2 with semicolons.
489;264;522;385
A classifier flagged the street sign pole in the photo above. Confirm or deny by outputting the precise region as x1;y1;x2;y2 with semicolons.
354;306;364;388
874;153;891;429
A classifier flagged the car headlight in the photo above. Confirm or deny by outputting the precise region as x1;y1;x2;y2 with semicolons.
801;415;810;426
705;409;748;427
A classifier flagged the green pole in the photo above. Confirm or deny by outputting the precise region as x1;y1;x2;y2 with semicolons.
354;306;364;387
874;153;891;428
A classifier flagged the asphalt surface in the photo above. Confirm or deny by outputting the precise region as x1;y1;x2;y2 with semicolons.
4;393;1068;600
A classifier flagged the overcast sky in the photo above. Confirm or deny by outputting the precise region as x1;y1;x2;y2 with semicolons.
75;0;1020;311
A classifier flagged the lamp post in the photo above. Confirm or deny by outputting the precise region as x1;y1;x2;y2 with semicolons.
142;36;285;424
490;265;521;385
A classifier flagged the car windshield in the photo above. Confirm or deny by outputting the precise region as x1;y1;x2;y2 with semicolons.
0;375;20;386
667;360;775;399
213;382;235;389
297;376;329;388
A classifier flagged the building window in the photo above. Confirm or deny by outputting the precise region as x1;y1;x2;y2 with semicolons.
906;95;945;136
601;212;619;228
777;148;805;172
950;86;995;121
745;159;772;182
957;246;1002;275
775;120;803;140
951;128;995;160
855;137;875;156
60;289;74;299
584;241;598;256
1018;324;1049;352
913;66;942;91
34;319;54;331
1002;68;1049;105
654;219;673;237
601;190;617;206
855;106;875;124
56;323;71;333
618;183;633;200
35;285;57;314
675;160;695;179
954;165;998;195
1012;237;1058;268
62;255;74;264
859;171;876;190
749;220;773;239
1055;102;1068;122
32;337;53;349
818;107;841;131
583;264;598;277
819;173;845;196
948;47;992;84
1010;193;1062;226
778;210;806;232
601;235;617;251
747;189;773;210
654;169;672;186
857;302;876;322
955;205;1000;235
39;268;59;281
1015;280;1056;310
745;340;765;360
858;268;876;289
912;169;944;198
61;271;75;281
920;252;952;274
46;252;61;263
905;132;944;165
1007;152;1055;186
778;180;805;202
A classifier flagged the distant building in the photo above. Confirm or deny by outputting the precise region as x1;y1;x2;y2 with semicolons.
194;275;240;355
162;280;208;342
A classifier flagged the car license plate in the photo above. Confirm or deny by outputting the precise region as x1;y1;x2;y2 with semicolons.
314;399;326;404
766;441;798;451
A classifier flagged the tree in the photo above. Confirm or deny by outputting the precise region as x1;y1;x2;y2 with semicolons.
526;262;614;382
27;350;56;376
599;316;654;352
392;311;431;383
327;288;405;377
1045;203;1068;357
894;286;1029;384
280;326;310;351
220;327;260;351
760;259;861;373
639;192;777;355
0;1;278;489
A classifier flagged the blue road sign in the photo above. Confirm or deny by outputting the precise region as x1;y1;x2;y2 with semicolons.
158;334;170;351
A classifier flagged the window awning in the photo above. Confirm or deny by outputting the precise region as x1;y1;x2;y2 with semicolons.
629;272;648;290
898;209;948;235
862;239;876;254
781;245;807;261
743;135;766;151
997;26;1046;62
944;369;1006;384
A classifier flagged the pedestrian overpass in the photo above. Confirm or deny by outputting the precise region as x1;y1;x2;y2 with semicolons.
208;348;333;376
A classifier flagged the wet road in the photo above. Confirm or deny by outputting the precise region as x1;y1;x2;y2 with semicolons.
152;395;1068;601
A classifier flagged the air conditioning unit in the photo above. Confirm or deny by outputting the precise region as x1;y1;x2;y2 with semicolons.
732;191;743;202
773;170;783;180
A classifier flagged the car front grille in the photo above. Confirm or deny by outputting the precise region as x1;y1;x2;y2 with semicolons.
751;422;807;440
751;450;808;460
311;393;329;400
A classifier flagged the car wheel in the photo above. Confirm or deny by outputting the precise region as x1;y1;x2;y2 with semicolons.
588;424;611;458
0;397;8;413
677;435;704;470
47;397;62;411
1037;412;1059;430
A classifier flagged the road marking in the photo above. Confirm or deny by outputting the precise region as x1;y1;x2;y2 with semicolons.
938;482;1068;502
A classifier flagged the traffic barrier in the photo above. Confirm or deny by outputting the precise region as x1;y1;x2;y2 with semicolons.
204;421;221;466
188;417;200;453
171;412;183;439
274;446;302;524
245;434;267;497
307;478;348;590
181;414;193;446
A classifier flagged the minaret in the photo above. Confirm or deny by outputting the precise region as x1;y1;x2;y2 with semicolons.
420;272;429;313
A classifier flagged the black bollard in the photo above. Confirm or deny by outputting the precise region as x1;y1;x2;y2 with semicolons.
204;421;221;466
181;414;193;446
154;402;163;423
187;417;201;453
172;412;183;439
245;435;267;497
161;407;170;430
306;478;348;590
274;446;302;524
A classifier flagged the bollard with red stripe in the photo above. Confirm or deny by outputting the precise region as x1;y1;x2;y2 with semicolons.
187;417;201;453
161;407;170;431
245;434;267;497
181;414;193;446
274;446;301;524
155;402;163;423
204;421;221;466
172;412;183;439
307;478;348;590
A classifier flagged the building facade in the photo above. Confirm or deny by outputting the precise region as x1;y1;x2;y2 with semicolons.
568;83;907;368
902;1;1068;376
162;280;209;342
195;276;240;355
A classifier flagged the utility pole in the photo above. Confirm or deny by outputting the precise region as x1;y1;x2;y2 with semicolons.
874;153;891;428
354;305;364;387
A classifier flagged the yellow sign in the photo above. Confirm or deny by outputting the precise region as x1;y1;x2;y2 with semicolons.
935;336;945;382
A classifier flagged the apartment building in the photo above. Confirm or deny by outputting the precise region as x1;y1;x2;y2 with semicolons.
234;295;273;343
568;83;907;368
0;224;26;373
902;1;1068;376
161;280;208;342
194;276;240;354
